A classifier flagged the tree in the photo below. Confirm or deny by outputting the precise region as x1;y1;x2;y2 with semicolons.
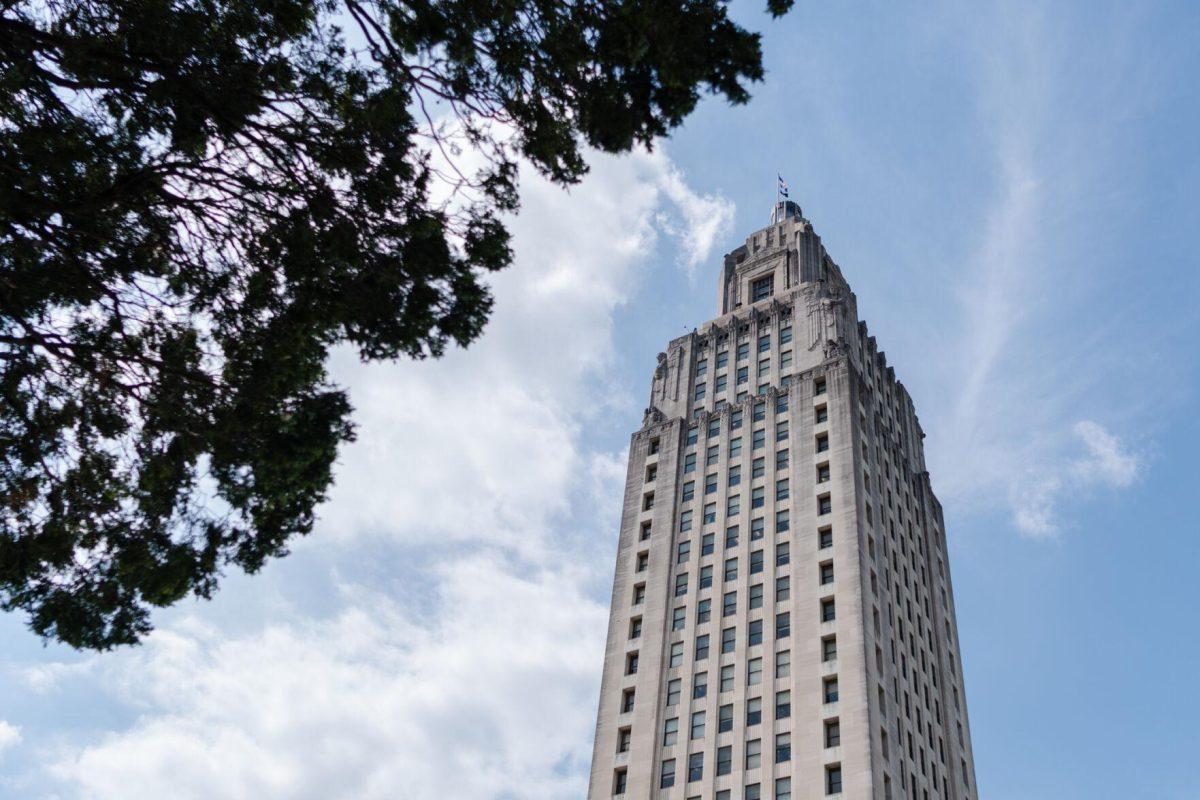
0;0;793;649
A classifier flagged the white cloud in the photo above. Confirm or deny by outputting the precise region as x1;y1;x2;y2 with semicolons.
0;721;20;754
53;556;606;800
317;146;729;556
40;146;729;799
1009;420;1141;538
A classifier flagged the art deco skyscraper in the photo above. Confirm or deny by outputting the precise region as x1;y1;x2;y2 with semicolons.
588;201;978;800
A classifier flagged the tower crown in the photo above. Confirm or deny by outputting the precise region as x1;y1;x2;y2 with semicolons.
769;199;803;224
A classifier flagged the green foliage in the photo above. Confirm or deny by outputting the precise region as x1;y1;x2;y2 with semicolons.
0;0;789;649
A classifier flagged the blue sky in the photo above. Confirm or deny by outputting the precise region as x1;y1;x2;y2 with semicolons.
2;1;1199;797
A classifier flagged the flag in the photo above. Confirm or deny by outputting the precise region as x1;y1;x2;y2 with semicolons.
777;174;789;199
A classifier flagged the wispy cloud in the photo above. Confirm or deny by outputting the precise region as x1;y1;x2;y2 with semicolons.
925;2;1148;538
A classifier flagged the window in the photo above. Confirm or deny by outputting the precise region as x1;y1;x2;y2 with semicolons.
751;517;765;540
670;641;684;668
776;420;789;441
621;688;635;713
705;472;718;493
671;606;686;631
776;689;791;719
776;732;792;763
816;433;829;453
719;704;734;733
687;751;703;782
750;549;764;574
730;409;743;430
730;436;742;457
776;449;790;470
640;521;652;541
820;561;835;585
748;619;763;647
826;765;843;795
781;350;793;370
737;365;749;385
725;525;739;548
776;478;790;500
775;509;790;533
723;591;737;617
694;382;706;401
745;784;761;800
815;377;827;396
819;527;833;549
751;456;765;479
717;745;732;775
645;464;657;482
747;697;762;726
643;492;655;510
635;551;649;572
697;598;711;623
629;617;642;638
776;575;790;601
822;635;838;662
721;626;735;653
684;452;696;473
752;275;774;301
696;360;708;378
701;532;715;555
753;428;765;449
724;557;738;581
776;542;790;566
817;462;831;483
815;404;828;423
633;584;646;604
690;711;706;741
693;672;708;699
715;373;728;393
677;540;691;564
749;583;763;609
776;612;791;638
675;573;689;597
716;349;728;369
617;727;631;753
707;445;719;466
745;737;762;769
825;718;841;748
614;767;627;795
748;657;763;685
720;664;735;692
772;650;790;679
704;502;716;524
660;758;676;789
737;341;750;361
699;565;713;589
821;597;837;622
686;425;698;445
776;777;792;800
758;358;769;376
824;676;840;704
667;679;681;705
776;392;789;413
681;480;695;501
662;717;679;746
728;465;741;486
818;494;832;515
625;651;639;675
758;334;770;354
781;326;793;344
727;494;741;517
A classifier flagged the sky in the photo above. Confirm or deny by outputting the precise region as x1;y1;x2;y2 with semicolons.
3;1;1200;798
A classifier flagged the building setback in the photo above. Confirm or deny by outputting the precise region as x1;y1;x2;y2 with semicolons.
587;201;978;800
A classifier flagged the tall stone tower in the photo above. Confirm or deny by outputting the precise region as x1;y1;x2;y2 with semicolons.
587;201;978;800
